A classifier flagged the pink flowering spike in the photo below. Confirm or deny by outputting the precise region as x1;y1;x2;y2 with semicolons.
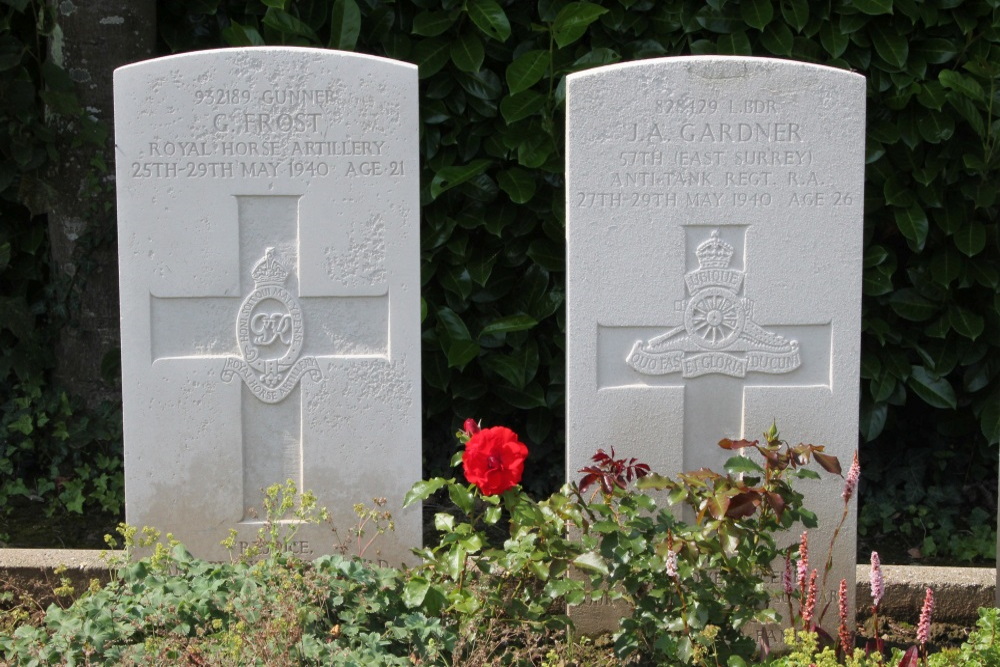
838;578;852;657
782;553;794;596
917;588;934;646
842;451;860;502
463;418;481;436
797;531;809;595
802;569;818;630
665;549;678;579
870;551;884;608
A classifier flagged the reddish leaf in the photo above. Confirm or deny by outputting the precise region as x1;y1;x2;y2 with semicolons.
706;493;730;520
896;645;919;667
813;451;842;475
763;490;786;521
719;438;757;450
579;473;599;494
725;491;761;519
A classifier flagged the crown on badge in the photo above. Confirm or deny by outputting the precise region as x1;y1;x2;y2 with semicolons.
695;230;734;269
251;247;289;286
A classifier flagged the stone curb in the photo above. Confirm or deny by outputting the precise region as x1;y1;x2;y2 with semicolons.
1;550;994;625
855;564;996;625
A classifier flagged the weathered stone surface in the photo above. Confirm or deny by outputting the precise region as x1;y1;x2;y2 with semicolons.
566;56;865;634
115;48;420;564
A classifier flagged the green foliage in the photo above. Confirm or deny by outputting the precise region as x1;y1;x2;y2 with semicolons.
402;424;841;665
0;379;123;529
154;0;999;508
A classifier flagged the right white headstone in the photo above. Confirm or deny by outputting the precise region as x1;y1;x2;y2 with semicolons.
566;57;865;635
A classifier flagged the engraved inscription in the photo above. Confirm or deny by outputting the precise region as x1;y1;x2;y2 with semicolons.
627;229;801;379
574;94;859;211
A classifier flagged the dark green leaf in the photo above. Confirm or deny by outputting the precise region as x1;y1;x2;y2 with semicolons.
780;0;809;31
852;0;893;14
263;8;319;41
949;306;984;341
448;340;481;368
497;168;537;203
412;38;451;79
908;366;957;409
940;70;985;101
863;270;893;296
551;2;609;48
412;11;455;37
871;22;908;68
953;221;987;257
468;0;511;42
527;238;564;272
819;22;848;58
760;22;794;55
981;392;1000;444
889;289;938;321
860;401;888;441
913;38;958;64
451;31;485;72
894;205;929;251
740;0;773;30
930;247;961;286
480;314;538;336
506;50;549;94
430;159;491;199
322;0;359;49
717;31;752;55
500;90;546;124
222;19;265;46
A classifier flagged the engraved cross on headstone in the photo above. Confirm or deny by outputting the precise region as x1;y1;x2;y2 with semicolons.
150;195;388;519
620;225;832;471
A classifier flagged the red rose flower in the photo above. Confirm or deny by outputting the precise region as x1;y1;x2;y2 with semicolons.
462;426;528;496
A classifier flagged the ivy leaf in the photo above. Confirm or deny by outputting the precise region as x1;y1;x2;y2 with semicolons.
852;0;893;15
468;0;511;42
451;31;484;72
551;2;609;49
740;0;773;30
430;159;491;199
328;0;361;50
894;205;928;251
497;168;537;203
908;366;957;409
506;50;549;94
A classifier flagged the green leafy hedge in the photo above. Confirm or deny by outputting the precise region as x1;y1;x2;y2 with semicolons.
158;0;999;495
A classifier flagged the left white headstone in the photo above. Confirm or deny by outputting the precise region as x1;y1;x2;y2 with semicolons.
114;48;421;564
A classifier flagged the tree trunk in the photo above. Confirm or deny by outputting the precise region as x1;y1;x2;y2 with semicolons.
46;0;156;404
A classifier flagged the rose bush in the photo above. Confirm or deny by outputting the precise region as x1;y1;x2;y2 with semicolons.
461;426;528;496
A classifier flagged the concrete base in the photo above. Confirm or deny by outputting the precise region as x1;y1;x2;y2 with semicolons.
1;550;995;625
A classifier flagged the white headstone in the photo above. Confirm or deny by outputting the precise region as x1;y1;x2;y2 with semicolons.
114;48;420;564
566;57;865;635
